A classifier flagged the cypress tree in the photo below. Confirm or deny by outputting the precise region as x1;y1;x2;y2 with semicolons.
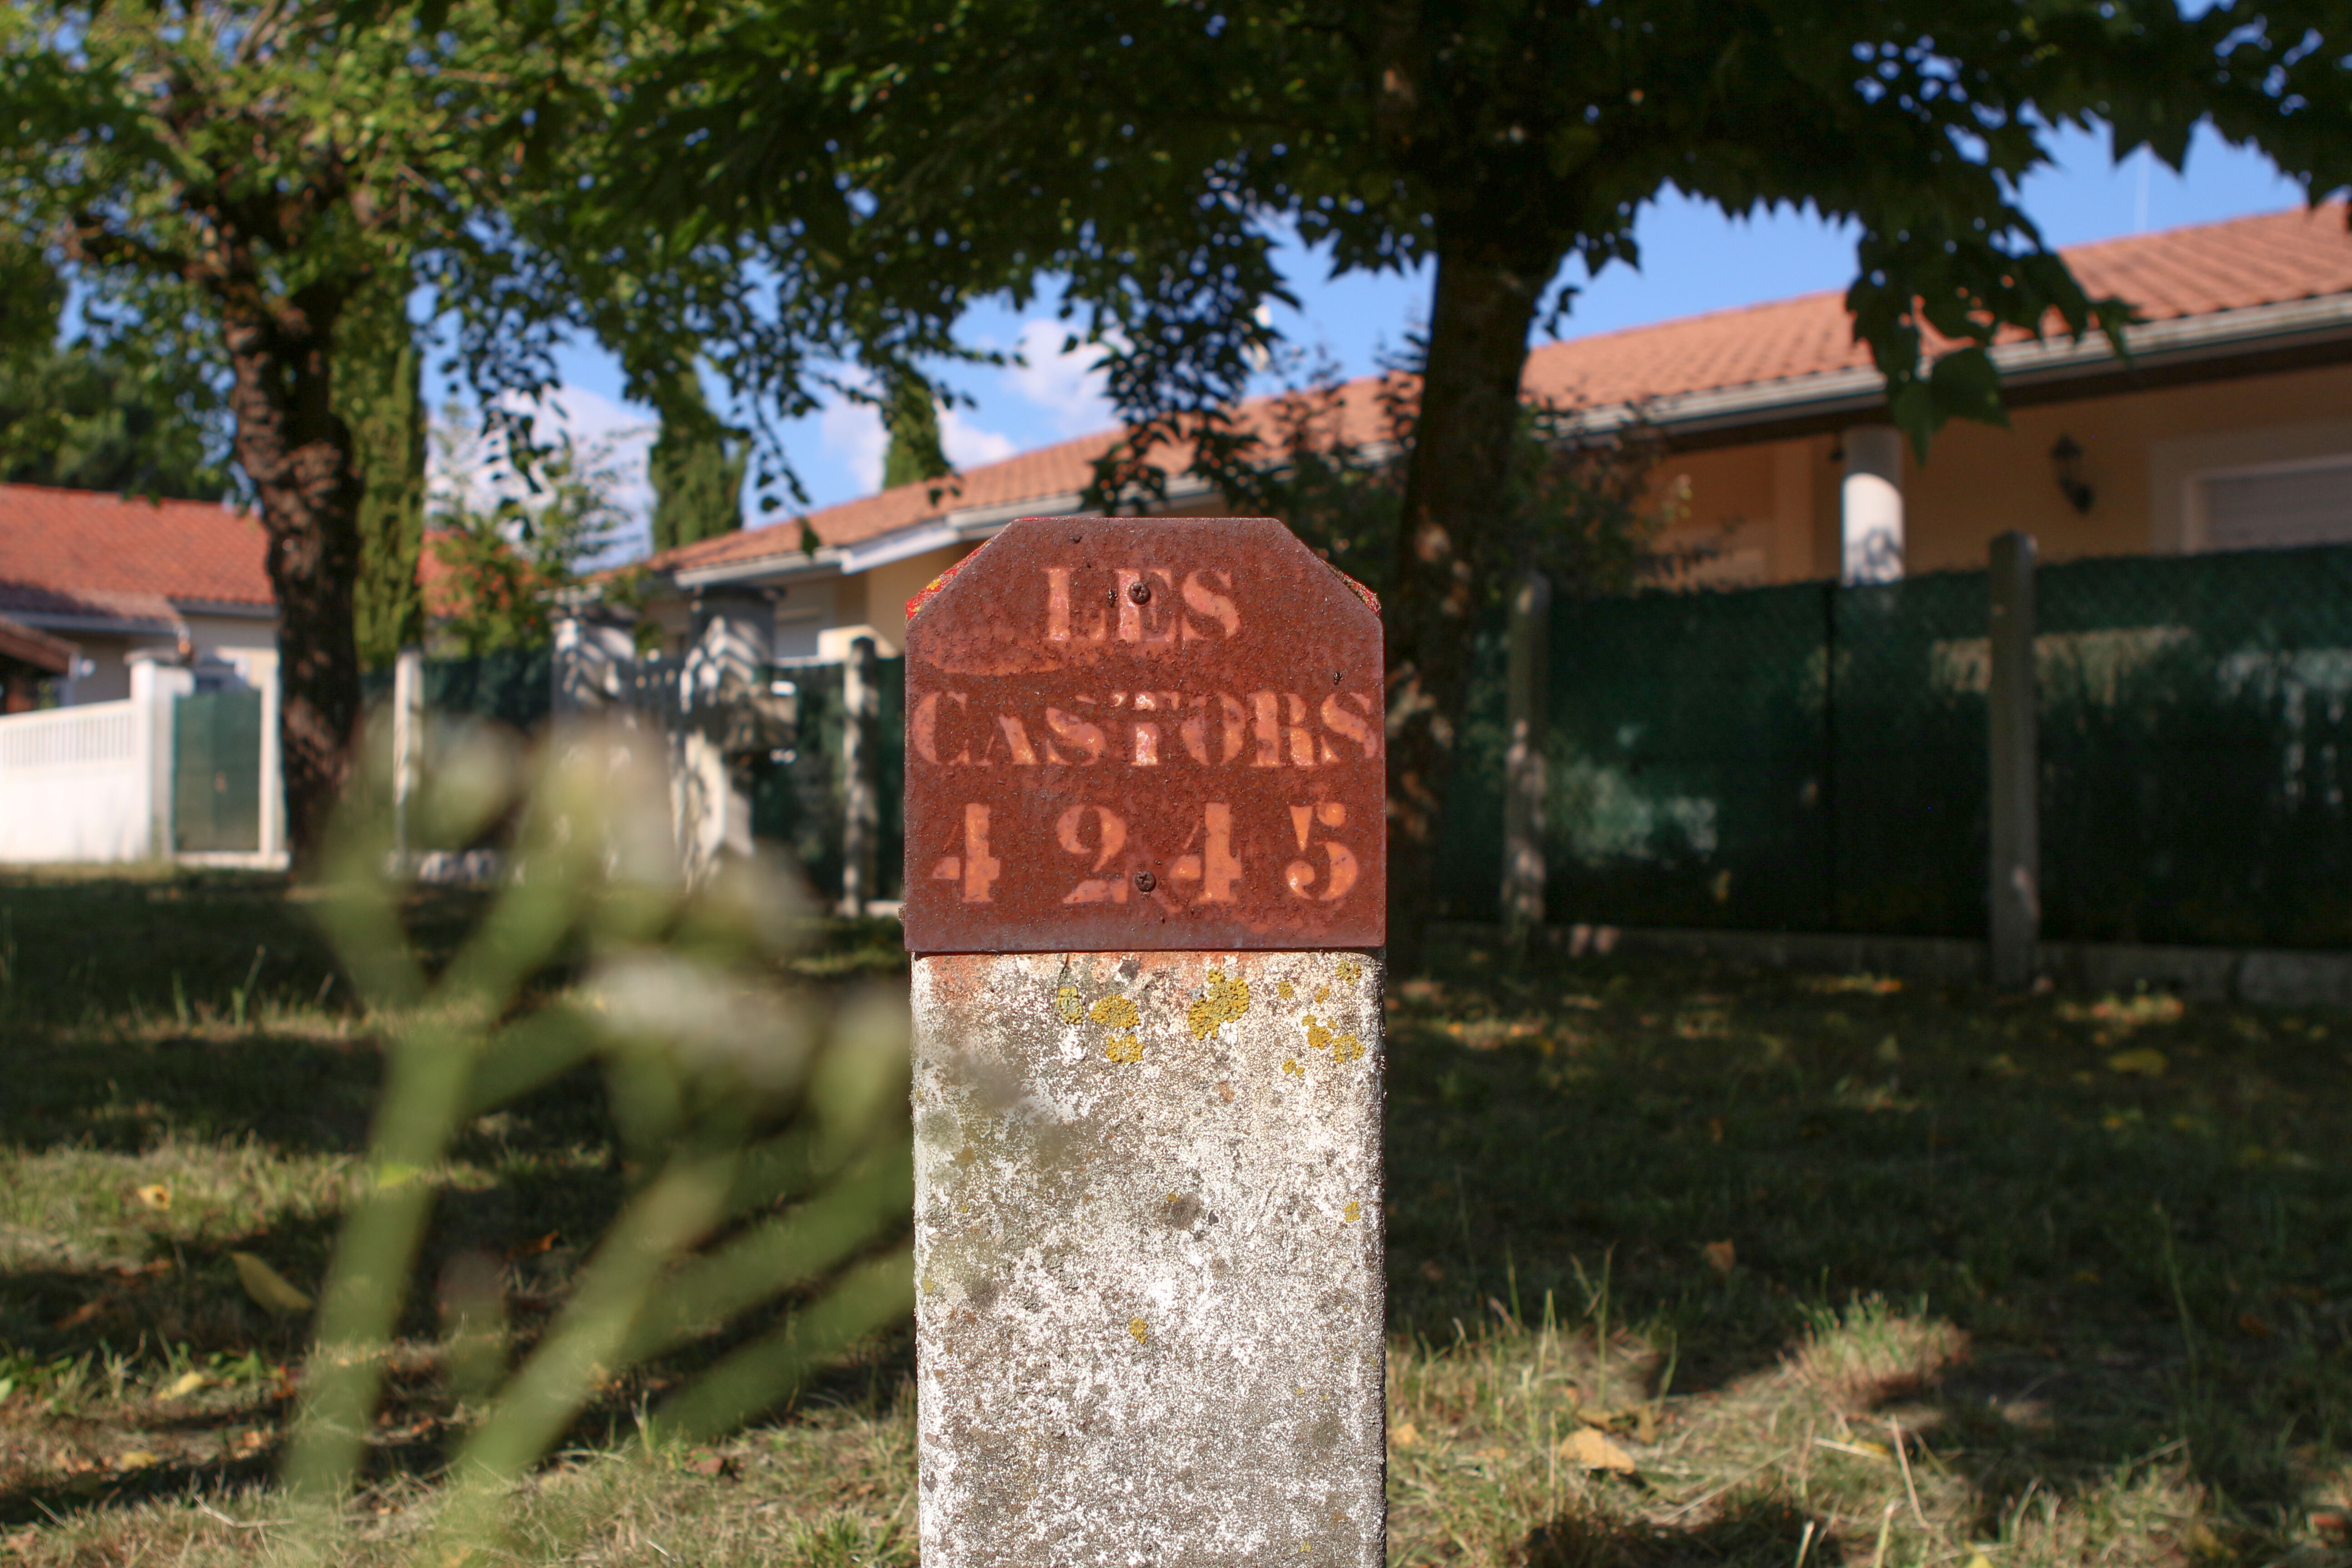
335;264;425;670
649;368;746;553
881;376;949;490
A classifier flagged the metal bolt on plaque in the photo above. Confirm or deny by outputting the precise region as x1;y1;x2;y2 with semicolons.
904;516;1386;1567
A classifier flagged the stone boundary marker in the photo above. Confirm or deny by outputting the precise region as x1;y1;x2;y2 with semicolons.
904;517;1387;1566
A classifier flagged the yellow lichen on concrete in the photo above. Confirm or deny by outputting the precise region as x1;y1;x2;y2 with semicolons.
1128;1317;1149;1344
1306;1016;1365;1064
1278;980;1296;1001
1090;994;1141;1029
1187;969;1251;1039
1055;984;1085;1024
1335;959;1362;986
1342;1200;1360;1224
1282;1058;1303;1078
1105;1032;1144;1064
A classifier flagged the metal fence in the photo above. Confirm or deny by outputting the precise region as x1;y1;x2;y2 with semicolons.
361;648;553;731
1436;542;2352;949
752;658;906;903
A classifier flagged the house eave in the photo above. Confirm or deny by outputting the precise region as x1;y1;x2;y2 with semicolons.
666;474;1219;593
1626;292;2352;451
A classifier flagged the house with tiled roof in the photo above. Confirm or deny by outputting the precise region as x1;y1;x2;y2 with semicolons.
625;202;2352;660
0;484;278;704
0;485;287;864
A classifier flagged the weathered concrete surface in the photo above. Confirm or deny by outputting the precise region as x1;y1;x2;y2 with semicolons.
914;949;1384;1568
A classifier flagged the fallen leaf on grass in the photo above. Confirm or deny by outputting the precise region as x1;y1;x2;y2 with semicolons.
1813;1437;1893;1462
2236;1312;2274;1339
1390;1422;1418;1449
1558;1427;1636;1473
164;1371;209;1399
115;1450;161;1471
1702;1240;1736;1275
1962;1555;1995;1568
133;1184;172;1211
229;1253;313;1316
54;1299;106;1329
2107;1048;2168;1077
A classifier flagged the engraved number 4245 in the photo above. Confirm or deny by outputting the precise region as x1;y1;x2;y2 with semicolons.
933;802;1356;906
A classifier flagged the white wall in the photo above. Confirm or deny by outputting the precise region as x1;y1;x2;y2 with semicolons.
0;651;285;866
0;700;156;862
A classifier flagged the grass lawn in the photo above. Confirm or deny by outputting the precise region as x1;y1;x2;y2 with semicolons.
1;871;2347;1566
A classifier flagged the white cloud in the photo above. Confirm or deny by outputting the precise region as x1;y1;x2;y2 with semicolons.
941;408;1017;470
1006;320;1116;435
819;397;888;494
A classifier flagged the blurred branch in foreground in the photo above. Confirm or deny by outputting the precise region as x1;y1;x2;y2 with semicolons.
283;720;912;1560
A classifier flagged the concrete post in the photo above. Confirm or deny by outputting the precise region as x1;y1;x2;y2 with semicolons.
551;603;639;716
838;633;880;916
1841;425;1906;584
128;651;196;859
391;645;425;866
678;587;772;880
1500;570;1550;944
1988;530;2039;990
903;517;1388;1567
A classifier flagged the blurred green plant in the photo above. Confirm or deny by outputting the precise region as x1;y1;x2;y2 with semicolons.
284;720;913;1558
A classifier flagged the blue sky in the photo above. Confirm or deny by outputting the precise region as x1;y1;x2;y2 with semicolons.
463;121;2309;555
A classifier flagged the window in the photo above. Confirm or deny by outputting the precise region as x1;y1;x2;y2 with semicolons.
2199;456;2352;550
771;607;829;664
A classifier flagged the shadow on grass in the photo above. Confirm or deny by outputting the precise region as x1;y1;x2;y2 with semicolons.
1388;938;2351;1535
1523;1496;1835;1568
5;880;2348;1553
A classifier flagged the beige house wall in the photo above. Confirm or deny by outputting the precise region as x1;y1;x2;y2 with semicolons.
43;611;276;705
818;542;976;660
1633;359;2352;584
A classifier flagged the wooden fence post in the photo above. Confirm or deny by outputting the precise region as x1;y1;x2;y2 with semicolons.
1988;530;2039;990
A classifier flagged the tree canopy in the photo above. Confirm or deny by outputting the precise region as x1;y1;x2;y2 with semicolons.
0;242;230;499
624;0;2352;959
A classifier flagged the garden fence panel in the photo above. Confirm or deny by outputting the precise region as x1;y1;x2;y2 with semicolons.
1464;541;2352;949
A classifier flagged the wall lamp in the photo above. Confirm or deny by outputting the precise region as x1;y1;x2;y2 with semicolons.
2050;434;2095;514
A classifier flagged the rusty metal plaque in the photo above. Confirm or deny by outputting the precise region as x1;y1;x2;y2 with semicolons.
901;516;1384;953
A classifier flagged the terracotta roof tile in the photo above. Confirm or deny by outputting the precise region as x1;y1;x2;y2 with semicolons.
0;484;271;624
648;202;2352;579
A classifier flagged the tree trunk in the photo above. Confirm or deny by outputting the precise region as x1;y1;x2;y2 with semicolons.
222;293;364;871
1383;240;1555;974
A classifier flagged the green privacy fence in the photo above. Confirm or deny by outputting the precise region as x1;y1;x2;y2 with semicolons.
1436;543;2352;949
358;648;554;730
752;658;906;903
